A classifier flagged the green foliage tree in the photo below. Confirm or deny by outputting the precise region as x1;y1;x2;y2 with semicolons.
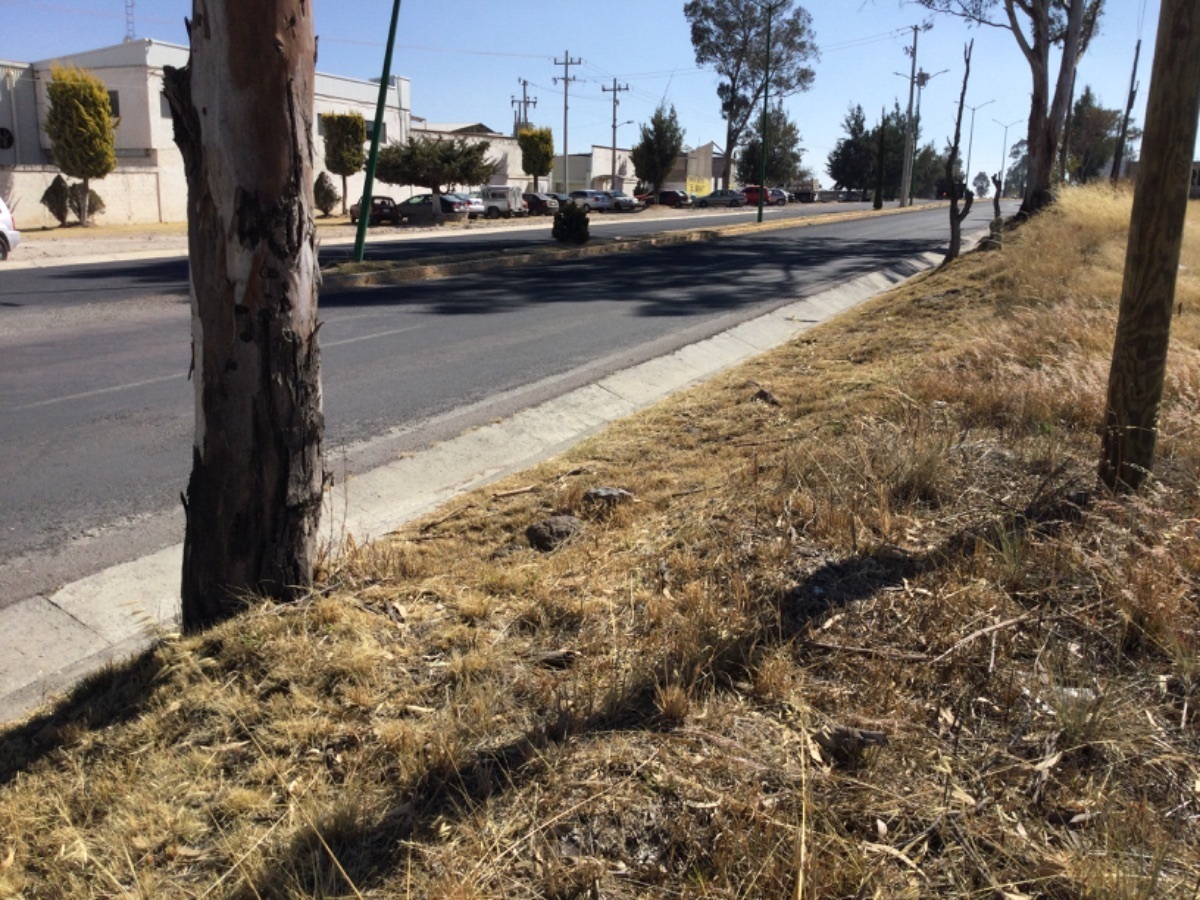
517;127;554;191
376;137;497;209
1067;86;1121;183
313;171;340;216
826;105;874;193
44;65;116;227
911;143;944;198
827;104;915;199
685;0;817;188
916;0;1104;217
630;103;685;200
972;171;991;198
321;112;366;215
735;101;804;186
1005;139;1029;197
40;174;70;226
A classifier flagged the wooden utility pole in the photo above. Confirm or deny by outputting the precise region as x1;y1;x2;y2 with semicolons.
602;79;630;187
1110;39;1141;183
1099;0;1200;491
164;0;324;630
554;52;581;193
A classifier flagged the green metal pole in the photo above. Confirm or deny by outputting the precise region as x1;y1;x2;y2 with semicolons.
353;0;403;262
757;4;775;224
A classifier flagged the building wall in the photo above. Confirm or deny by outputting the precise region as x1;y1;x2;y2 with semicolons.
550;154;594;193
0;61;44;169
588;145;636;192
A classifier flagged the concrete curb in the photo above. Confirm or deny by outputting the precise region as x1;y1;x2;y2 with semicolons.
0;230;973;726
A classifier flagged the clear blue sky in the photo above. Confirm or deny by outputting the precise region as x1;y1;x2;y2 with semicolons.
0;0;1172;184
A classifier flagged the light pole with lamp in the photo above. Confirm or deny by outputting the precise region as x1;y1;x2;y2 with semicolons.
963;97;994;189
611;119;633;189
909;67;946;200
992;116;1022;198
754;0;784;223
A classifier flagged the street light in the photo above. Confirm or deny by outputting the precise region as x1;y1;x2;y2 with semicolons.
992;116;1022;198
611;119;633;188
754;0;784;223
962;98;994;187
910;68;947;199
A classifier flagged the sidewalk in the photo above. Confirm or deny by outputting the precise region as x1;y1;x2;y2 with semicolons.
0;209;974;725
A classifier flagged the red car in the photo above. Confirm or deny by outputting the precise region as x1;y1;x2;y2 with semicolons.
740;185;766;206
349;195;403;226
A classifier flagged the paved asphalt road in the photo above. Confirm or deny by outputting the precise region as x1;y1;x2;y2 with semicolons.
0;201;1002;608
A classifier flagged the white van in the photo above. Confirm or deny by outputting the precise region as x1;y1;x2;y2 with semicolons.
479;185;528;219
0;196;20;261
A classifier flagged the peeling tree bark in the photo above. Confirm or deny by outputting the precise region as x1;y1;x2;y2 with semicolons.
164;1;324;631
1098;0;1200;492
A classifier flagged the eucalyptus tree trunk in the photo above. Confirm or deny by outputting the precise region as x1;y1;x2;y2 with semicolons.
943;41;975;265
1007;0;1086;217
1098;0;1200;492
163;1;324;631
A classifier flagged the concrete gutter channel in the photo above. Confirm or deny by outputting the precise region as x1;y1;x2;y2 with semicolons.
0;205;980;725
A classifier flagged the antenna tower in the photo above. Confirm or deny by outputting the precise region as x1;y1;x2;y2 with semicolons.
124;0;136;42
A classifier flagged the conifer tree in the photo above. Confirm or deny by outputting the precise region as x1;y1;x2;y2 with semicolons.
44;66;116;226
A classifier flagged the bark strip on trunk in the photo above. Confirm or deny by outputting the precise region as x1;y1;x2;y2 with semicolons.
164;1;324;631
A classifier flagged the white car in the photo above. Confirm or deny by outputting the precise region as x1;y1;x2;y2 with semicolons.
0;196;20;261
451;192;485;220
568;189;612;212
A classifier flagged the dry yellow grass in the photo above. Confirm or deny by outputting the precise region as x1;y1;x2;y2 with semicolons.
2;185;1199;898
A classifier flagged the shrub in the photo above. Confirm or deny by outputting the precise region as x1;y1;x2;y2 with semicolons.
314;172;340;217
552;202;589;245
40;174;70;226
67;182;105;224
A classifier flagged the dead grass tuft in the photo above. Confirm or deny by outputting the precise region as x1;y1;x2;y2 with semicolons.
3;185;1200;897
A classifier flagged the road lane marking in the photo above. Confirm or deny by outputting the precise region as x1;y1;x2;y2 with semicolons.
9;325;425;411
11;373;187;411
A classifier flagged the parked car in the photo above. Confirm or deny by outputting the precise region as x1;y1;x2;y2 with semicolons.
479;185;528;219
0;196;20;261
547;192;573;208
349;195;403;226
768;188;788;206
523;192;560;216
740;185;766;206
449;192;484;219
394;193;468;223
657;190;692;208
569;189;612;212
694;189;746;208
607;190;641;211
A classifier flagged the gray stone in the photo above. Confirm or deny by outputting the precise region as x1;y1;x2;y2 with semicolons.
526;515;583;551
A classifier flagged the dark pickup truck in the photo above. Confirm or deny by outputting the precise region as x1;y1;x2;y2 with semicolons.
349;195;403;226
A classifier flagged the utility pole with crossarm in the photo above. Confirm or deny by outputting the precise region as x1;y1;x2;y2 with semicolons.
554;52;581;193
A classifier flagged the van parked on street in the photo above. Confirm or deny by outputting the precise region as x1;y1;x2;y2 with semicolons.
479;185;528;219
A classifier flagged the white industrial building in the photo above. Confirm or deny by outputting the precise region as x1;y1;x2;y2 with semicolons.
0;39;411;227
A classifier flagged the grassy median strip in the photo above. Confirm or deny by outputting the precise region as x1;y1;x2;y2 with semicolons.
2;186;1198;898
321;202;939;287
